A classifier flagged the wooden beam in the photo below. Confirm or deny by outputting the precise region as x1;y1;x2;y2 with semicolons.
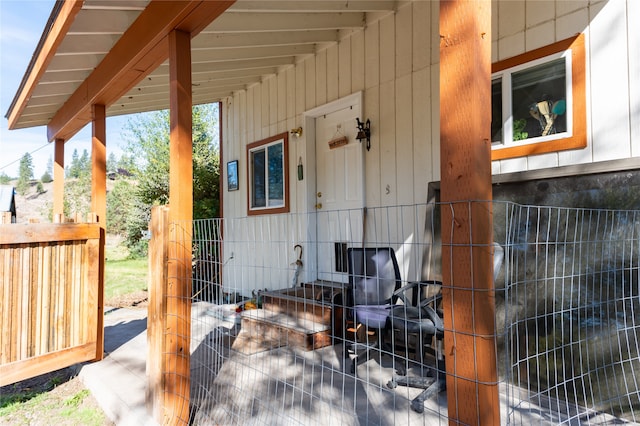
53;138;65;220
5;0;83;130
439;1;498;425
91;104;106;228
46;0;235;142
164;29;192;426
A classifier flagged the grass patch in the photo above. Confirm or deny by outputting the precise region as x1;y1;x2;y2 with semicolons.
105;257;147;299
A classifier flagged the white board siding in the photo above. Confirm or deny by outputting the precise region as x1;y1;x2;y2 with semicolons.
589;0;631;162
491;0;638;172
223;0;638;217
630;0;640;158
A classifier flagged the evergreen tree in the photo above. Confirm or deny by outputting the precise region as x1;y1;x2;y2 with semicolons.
16;153;34;195
41;157;53;183
78;149;90;178
67;149;80;178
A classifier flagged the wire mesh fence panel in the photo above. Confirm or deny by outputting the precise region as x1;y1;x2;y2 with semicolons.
167;202;640;425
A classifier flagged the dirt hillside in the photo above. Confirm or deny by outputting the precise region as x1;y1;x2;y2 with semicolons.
11;180;54;223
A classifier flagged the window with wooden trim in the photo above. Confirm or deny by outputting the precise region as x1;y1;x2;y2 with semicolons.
247;132;289;215
491;34;586;160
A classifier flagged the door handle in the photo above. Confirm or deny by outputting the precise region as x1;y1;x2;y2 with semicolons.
315;203;323;209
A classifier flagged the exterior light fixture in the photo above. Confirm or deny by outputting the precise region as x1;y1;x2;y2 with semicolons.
355;118;371;151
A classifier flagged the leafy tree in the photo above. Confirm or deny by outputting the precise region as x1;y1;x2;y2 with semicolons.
117;153;137;175
106;179;136;235
0;172;10;185
64;177;91;219
16;153;34;195
121;103;220;256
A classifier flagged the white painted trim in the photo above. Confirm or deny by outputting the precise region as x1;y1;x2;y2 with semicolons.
301;91;365;284
304;91;363;118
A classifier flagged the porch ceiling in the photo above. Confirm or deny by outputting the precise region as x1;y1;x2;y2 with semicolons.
5;0;397;141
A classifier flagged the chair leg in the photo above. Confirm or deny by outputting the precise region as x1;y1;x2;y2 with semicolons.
387;338;446;413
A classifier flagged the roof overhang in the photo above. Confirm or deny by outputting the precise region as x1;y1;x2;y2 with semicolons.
5;0;398;142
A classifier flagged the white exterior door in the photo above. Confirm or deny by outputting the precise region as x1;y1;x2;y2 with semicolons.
314;105;364;282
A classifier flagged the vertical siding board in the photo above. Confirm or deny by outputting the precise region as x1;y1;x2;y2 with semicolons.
412;67;432;201
430;1;440;66
327;44;339;102
365;87;381;206
412;0;430;72
251;86;260;142
42;244;51;353
396;3;412;78
316;49;328;106
1;248;10;363
269;76;278;129
589;0;630;161
379;14;395;84
305;55;316;110
380;80;397;206
35;244;45;356
351;29;365;93
261;78;270;136
277;71;287;125
286;67;295;120
86;238;99;345
430;65;441;180
295;60;306;116
246;86;255;145
396;74;414;205
630;0;640;157
365;21;380;89
338;37;351;98
238;91;247;150
20;245;29;360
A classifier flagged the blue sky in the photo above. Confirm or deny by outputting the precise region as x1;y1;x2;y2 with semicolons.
0;0;126;178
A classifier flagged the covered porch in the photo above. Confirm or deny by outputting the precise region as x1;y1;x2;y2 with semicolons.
6;1;633;424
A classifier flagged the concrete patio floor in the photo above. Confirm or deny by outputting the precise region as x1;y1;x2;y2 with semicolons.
78;303;637;425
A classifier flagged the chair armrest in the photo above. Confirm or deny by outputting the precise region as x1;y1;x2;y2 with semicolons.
393;280;442;305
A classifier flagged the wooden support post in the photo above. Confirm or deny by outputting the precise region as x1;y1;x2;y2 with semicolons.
147;205;169;424
165;29;193;425
439;1;499;425
91;104;106;361
53;138;65;219
91;104;107;228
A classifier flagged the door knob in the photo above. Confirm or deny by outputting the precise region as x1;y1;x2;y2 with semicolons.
315;203;323;209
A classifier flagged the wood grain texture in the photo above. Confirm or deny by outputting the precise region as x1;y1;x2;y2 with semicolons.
0;222;104;387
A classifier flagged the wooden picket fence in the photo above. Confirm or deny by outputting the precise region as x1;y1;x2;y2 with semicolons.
0;216;105;386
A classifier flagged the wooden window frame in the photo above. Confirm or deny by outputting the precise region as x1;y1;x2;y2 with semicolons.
491;34;586;161
246;132;290;216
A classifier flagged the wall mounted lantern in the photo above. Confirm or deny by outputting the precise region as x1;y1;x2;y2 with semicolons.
355;118;371;151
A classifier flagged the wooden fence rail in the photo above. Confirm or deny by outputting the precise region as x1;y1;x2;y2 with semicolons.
0;222;104;386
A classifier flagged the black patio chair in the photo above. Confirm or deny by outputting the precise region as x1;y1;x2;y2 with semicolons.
345;247;401;375
387;243;505;413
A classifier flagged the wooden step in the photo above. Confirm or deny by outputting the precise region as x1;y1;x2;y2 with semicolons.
238;309;332;351
262;292;332;326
